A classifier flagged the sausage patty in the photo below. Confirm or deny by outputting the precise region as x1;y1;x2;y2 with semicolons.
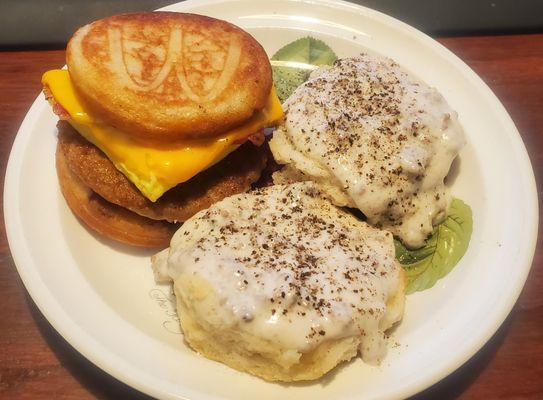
57;121;268;223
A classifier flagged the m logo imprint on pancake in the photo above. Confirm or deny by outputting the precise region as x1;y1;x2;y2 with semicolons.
106;25;241;103
70;13;273;140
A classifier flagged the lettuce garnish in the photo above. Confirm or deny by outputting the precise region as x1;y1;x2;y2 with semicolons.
395;199;473;294
271;37;337;102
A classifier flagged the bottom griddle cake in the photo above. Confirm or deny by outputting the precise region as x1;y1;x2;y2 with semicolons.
56;147;178;247
56;122;268;247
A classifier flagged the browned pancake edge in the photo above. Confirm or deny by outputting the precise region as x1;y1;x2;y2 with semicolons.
56;143;178;248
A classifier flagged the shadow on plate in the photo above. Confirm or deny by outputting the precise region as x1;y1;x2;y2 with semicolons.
408;312;514;399
26;283;515;398
26;293;153;400
34;193;518;397
445;155;462;187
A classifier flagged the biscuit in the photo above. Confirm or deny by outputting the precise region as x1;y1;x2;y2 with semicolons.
66;12;272;142
269;54;465;248
154;182;406;381
174;269;405;381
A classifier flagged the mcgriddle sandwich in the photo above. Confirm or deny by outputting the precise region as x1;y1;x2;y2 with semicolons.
42;12;283;247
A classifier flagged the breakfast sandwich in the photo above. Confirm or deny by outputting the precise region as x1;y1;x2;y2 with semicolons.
152;182;405;381
270;54;465;248
42;12;283;247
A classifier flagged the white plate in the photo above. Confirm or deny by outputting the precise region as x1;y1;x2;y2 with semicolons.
5;0;538;399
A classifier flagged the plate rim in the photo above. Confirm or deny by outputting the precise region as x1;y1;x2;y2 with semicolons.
4;0;539;399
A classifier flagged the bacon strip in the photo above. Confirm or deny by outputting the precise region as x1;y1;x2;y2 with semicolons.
52;103;70;120
43;86;70;120
233;129;265;146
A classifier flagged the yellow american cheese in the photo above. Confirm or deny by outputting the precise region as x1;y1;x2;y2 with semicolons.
42;69;283;201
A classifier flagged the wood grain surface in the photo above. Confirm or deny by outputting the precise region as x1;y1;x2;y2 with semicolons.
0;34;542;399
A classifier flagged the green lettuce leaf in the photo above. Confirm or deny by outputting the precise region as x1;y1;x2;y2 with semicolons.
395;198;473;294
271;37;337;102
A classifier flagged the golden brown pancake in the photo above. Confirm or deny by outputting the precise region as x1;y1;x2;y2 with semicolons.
56;145;178;248
66;12;272;142
57;122;267;223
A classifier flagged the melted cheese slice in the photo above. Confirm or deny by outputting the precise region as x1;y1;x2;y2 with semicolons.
42;69;283;202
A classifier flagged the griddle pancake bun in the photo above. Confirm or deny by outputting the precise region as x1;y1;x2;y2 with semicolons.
56;145;177;247
57;122;267;222
66;12;272;142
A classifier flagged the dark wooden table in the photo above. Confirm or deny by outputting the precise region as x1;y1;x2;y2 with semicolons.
0;34;541;399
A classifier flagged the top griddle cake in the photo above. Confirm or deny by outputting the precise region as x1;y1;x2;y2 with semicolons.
66;12;272;141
